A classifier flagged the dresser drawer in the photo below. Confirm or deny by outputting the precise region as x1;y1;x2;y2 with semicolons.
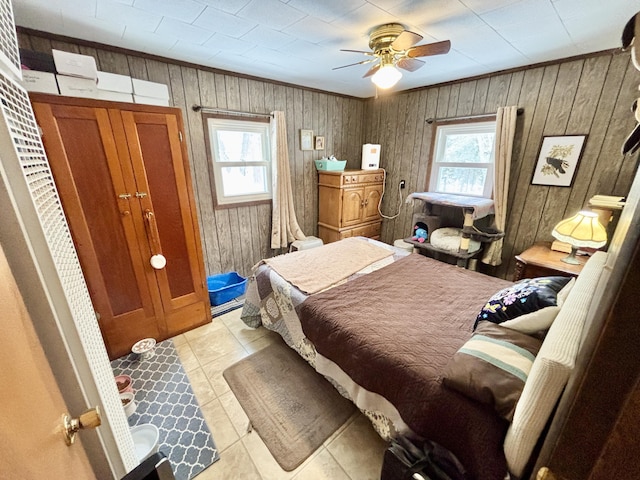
346;222;381;238
342;171;384;186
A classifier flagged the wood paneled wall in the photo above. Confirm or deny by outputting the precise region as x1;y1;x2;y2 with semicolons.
18;30;640;280
365;51;640;278
18;31;365;277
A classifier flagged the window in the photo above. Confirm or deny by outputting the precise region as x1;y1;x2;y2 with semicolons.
206;116;271;206
429;121;496;198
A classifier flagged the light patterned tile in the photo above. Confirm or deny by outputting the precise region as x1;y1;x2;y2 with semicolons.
218;390;251;437
199;398;240;453
195;440;262;480
222;309;270;346
201;348;250;396
184;317;225;342
171;333;187;347
189;327;246;365
291;448;351;480
185;367;217;406
326;413;388;480
243;329;281;354
174;341;199;372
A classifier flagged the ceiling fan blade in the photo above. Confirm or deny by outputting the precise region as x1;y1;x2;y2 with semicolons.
407;40;451;58
396;57;425;72
332;59;375;70
363;63;380;78
340;49;375;55
391;30;423;51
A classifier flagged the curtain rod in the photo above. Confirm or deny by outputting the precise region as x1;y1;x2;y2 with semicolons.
192;105;272;118
425;107;524;124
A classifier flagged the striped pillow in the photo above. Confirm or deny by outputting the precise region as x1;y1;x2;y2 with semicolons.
443;322;542;420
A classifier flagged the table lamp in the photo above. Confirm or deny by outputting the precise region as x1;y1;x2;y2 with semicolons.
551;210;607;264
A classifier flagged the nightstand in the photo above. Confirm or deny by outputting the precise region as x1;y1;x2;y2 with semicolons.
514;243;585;281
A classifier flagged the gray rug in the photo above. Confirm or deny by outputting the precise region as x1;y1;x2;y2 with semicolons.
112;340;219;480
223;339;357;471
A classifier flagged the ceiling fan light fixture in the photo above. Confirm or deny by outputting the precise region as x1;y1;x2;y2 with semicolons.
372;64;402;89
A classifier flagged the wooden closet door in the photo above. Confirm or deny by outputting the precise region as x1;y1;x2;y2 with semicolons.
118;110;209;334
32;102;164;358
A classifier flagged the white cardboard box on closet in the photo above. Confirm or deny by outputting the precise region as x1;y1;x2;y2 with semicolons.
97;71;133;93
21;70;59;94
56;75;97;98
52;49;98;79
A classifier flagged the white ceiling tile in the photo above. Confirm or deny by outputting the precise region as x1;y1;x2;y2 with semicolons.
132;0;205;23
237;0;306;30
156;17;214;45
192;7;257;38
459;0;521;15
240;25;295;49
495;15;567;43
111;0;133;5
62;15;125;45
197;0;251;15
284;15;352;45
122;28;177;53
388;0;468;25
481;0;559;27
287;0;365;24
170;40;219;62
13;1;65;32
59;0;96;17
329;2;400;34
97;0;161;33
203;33;253;55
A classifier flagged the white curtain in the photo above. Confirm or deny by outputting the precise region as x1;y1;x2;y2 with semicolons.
482;106;518;266
270;111;306;249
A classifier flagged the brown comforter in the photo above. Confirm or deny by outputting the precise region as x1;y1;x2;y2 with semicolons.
298;254;514;480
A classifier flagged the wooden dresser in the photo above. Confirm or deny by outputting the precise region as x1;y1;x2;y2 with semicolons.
318;169;384;244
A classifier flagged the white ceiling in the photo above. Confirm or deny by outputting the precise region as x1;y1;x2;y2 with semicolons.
11;0;640;98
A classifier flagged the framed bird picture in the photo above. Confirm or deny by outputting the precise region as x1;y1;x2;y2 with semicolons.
531;135;587;187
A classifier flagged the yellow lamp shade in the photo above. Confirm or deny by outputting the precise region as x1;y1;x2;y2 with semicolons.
551;210;607;248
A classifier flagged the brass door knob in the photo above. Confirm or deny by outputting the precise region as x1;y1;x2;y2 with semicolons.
62;406;102;446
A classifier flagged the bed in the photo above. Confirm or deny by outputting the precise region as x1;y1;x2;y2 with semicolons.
240;237;607;480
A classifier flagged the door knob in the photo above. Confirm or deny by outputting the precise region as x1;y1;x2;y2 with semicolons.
62;406;102;446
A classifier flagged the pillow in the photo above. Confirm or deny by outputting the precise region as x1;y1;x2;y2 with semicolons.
500;277;575;334
474;276;573;331
443;322;542;420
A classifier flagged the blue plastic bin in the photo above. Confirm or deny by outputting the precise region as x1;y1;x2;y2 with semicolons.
207;272;247;306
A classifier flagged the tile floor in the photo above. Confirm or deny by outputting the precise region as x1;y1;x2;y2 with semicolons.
172;308;388;480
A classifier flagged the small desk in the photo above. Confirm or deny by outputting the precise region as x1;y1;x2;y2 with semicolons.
514;243;585;280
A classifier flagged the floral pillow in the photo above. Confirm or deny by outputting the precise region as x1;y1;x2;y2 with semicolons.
474;276;573;333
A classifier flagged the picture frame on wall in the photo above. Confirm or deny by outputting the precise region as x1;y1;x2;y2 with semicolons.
531;135;587;187
300;129;314;150
315;136;325;150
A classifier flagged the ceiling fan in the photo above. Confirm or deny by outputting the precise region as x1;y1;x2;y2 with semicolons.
334;23;451;89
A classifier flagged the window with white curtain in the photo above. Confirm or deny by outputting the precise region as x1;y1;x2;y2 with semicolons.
206;115;272;206
429;120;496;198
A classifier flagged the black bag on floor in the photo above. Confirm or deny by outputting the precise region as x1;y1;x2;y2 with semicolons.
380;436;468;480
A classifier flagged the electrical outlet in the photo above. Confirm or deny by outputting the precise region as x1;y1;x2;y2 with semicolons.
400;180;406;189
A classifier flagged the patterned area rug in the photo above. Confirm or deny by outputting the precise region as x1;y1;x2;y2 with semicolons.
112;340;219;480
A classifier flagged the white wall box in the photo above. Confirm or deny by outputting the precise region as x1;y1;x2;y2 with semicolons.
131;78;169;99
97;90;133;103
134;95;170;106
21;70;59;94
97;71;133;93
52;49;98;79
57;75;98;98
